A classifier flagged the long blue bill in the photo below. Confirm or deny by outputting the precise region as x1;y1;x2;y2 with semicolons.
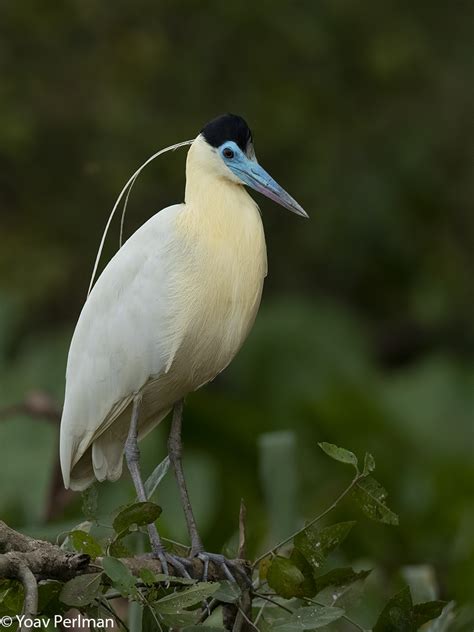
230;155;308;218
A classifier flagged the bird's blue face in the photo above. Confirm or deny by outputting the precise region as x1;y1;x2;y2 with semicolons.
218;140;308;218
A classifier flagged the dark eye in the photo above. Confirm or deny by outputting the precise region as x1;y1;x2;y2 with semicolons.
223;147;234;159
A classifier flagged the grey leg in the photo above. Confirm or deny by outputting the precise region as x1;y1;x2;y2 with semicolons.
168;399;203;555
168;400;250;585
125;394;190;578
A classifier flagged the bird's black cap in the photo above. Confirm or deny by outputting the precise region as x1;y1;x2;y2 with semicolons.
201;113;253;153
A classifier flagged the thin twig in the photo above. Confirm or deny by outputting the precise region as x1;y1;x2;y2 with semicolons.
252;473;363;569
254;601;267;625
161;536;190;552
144;603;163;632
198;598;219;624
238;606;260;632
104;582;151;601
232;609;244;632
252;592;293;615
100;598;130;632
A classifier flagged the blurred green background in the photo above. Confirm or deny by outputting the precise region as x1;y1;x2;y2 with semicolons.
0;0;473;627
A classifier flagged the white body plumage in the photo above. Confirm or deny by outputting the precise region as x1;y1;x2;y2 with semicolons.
60;135;267;490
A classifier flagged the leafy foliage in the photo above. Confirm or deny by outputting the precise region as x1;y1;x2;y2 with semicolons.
414;601;449;629
252;445;449;629
68;530;103;559
143;456;171;501
59;573;103;607
317;442;359;470
106;501;162;556
0;580;24;617
313;567;372;594
271;605;345;630
374;586;447;632
293;521;355;571
0;442;459;630
267;556;306;599
112;501;162;534
318;442;400;526
352;477;399;525
81;486;99;523
154;582;219;612
213;581;242;604
102;556;138;598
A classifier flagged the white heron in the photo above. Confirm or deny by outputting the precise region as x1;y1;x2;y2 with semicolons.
60;113;308;578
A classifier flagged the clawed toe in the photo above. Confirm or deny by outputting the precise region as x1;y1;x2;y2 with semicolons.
197;552;233;582
152;547;249;585
154;549;192;579
195;552;250;585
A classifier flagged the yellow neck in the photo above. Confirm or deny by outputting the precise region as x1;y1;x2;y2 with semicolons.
183;136;262;237
166;136;268;385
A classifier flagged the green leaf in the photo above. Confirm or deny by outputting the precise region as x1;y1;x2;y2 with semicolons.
413;601;448;629
69;530;103;559
159;609;201;627
352;477;399;525
108;537;132;558
258;620;274;632
59;573;103;607
112;501;162;534
213;580;242;603
314;567;372;594
0;579;23;616
267;556;305;599
142;605;161;632
102;556;137;597
38;581;67;616
363;452;376;475
154;582;220;613
139;568;158;586
273;605;345;630
290;548;317;598
294;521;356;571
374;586;414;632
315;567;372;610
318;442;358;470
143;455;171;500
81;485;99;522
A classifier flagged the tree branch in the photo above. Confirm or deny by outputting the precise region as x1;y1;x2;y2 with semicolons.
0;520;90;581
0;519;251;594
16;562;38;630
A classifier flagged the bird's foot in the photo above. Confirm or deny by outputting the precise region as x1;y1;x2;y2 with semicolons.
152;547;193;579
194;551;251;585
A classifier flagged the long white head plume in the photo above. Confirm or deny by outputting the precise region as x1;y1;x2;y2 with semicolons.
87;139;194;297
